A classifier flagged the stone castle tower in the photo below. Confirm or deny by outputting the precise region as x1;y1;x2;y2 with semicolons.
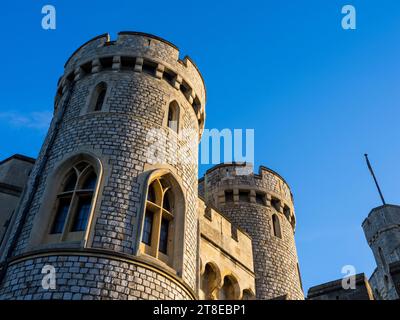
0;32;205;299
307;204;400;300
0;32;303;300
199;163;303;300
362;205;400;300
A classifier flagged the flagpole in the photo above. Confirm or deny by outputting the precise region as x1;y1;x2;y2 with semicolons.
364;154;386;205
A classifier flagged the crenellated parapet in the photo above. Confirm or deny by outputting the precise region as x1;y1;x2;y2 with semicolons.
362;205;400;300
199;162;303;300
56;32;206;137
199;162;296;230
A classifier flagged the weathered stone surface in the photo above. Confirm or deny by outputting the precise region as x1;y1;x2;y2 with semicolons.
199;163;304;300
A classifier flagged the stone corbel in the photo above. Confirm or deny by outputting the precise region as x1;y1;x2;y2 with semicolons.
134;58;144;72
174;75;182;90
155;64;165;79
112;56;121;70
91;59;101;73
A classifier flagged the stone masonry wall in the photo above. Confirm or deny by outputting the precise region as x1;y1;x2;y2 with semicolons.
0;253;193;300
200;163;304;300
0;32;205;299
362;205;400;300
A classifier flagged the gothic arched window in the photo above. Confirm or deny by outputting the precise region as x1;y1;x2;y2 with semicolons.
140;173;184;270
272;214;282;238
50;161;97;237
167;101;179;133
90;82;107;112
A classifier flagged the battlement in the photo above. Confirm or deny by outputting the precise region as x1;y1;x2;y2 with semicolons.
200;162;296;229
199;197;253;249
59;31;206;134
204;162;290;186
307;273;374;300
362;204;400;244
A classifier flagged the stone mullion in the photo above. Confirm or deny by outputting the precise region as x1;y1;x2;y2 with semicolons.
151;207;162;258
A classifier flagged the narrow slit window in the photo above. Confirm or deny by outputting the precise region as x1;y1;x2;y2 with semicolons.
272;214;282;238
94;89;106;111
167;101;179;133
90;82;107;112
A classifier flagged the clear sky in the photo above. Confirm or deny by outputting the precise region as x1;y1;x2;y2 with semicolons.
1;0;400;294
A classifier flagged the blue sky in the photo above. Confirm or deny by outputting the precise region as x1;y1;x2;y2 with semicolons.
1;0;400;293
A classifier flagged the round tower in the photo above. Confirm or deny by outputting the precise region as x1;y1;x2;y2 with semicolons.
199;163;304;300
0;32;205;300
362;205;400;300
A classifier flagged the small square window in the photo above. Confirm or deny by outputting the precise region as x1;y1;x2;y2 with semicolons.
225;190;234;203
256;192;265;205
239;190;250;202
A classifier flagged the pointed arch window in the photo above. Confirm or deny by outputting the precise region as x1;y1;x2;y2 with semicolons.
50;161;98;239
89;82;107;112
272;214;282;238
141;177;174;259
140;173;184;271
167;101;179;133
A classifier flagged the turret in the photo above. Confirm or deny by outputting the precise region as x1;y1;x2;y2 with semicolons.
199;162;304;300
0;32;205;300
362;205;400;300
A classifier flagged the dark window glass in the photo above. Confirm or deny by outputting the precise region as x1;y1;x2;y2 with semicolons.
159;218;169;254
71;197;92;231
75;161;88;172
94;89;106;111
82;171;97;190
147;183;156;203
51;198;71;234
63;172;77;192
142;210;153;245
163;190;172;212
